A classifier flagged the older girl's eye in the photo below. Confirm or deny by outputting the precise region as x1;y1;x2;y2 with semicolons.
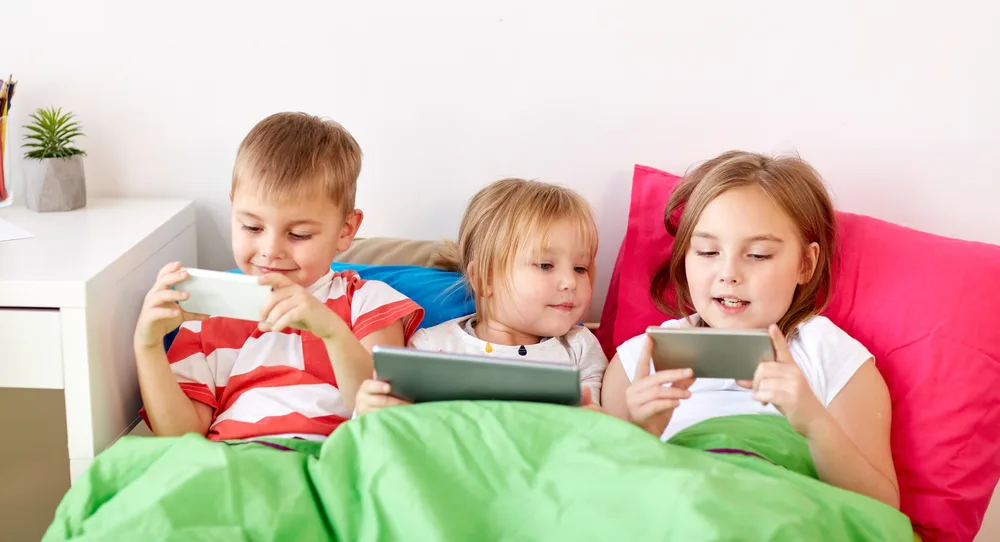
749;254;773;261
695;250;718;257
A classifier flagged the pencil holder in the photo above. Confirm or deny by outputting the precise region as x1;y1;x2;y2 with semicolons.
0;115;11;208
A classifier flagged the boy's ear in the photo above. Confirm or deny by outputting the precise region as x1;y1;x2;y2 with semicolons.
336;209;364;253
798;242;820;284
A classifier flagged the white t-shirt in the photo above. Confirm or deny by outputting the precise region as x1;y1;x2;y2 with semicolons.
616;315;873;440
409;316;610;404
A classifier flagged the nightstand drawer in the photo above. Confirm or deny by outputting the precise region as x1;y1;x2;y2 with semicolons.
0;309;63;389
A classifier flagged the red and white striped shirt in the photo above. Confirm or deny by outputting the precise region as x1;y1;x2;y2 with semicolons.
143;270;423;441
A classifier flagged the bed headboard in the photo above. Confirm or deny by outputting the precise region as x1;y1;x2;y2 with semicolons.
335;237;450;269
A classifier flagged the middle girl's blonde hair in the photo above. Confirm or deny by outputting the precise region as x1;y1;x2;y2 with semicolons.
437;178;599;325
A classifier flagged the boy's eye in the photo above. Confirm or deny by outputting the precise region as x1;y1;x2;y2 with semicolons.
574;266;589;274
289;232;313;241
536;263;554;271
242;224;262;234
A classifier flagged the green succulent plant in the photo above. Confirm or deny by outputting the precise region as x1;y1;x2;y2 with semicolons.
22;106;86;160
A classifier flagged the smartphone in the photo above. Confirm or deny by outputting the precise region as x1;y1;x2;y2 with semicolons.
174;268;273;322
371;345;582;405
645;326;775;380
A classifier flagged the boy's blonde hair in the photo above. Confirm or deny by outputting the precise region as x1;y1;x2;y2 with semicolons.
231;112;362;214
650;150;837;337
437;178;599;325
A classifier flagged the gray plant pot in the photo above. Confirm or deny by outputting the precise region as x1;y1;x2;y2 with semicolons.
23;155;87;212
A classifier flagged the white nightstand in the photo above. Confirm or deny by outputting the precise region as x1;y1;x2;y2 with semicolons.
0;197;196;539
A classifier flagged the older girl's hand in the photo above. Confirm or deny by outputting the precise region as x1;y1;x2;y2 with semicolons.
625;336;695;436
751;325;827;437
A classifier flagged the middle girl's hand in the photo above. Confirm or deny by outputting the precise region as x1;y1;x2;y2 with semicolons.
625;336;695;436
355;378;412;415
579;387;603;412
749;324;827;437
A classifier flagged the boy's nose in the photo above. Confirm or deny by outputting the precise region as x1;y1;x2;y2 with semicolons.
259;234;285;260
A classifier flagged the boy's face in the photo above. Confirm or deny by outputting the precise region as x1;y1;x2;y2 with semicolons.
230;186;362;288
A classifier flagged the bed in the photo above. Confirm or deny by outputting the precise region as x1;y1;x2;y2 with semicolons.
98;188;998;542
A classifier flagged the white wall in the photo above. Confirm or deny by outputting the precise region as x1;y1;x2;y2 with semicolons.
5;0;999;320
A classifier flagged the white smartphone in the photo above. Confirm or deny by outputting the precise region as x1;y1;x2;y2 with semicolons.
645;326;775;380
175;268;273;322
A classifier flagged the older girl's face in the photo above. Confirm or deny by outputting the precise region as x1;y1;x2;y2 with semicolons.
684;185;818;330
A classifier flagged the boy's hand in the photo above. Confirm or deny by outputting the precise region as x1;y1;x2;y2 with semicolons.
750;325;827;437
257;273;346;339
356;378;411;415
625;336;695;436
134;262;208;350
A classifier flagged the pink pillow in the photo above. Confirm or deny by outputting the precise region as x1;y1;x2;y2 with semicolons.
596;165;684;359
597;164;1000;542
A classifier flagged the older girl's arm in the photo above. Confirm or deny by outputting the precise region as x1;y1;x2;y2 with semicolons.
805;360;900;508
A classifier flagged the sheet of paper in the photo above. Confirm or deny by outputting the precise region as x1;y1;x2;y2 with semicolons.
0;217;33;242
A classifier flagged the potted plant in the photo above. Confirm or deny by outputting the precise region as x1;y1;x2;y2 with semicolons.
21;106;87;212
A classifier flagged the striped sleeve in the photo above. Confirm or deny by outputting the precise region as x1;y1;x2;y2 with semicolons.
164;320;220;411
348;279;425;342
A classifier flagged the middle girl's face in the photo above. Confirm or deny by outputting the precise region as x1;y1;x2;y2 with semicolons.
489;220;594;342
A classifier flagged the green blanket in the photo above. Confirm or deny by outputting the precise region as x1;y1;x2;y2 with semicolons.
44;403;913;541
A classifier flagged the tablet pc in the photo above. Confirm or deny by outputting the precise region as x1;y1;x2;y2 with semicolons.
371;345;581;405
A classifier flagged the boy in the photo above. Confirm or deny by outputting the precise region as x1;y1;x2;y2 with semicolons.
133;112;424;441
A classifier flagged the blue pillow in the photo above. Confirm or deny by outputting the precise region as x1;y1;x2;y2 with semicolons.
164;263;474;351
327;262;475;329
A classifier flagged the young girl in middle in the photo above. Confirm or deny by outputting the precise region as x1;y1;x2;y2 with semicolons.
355;177;609;414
